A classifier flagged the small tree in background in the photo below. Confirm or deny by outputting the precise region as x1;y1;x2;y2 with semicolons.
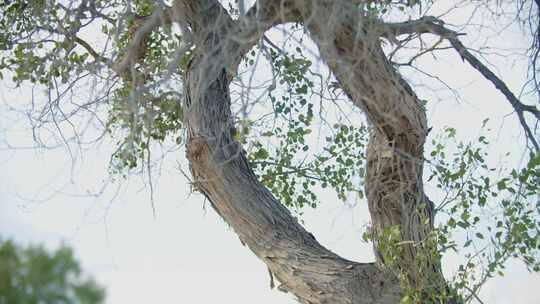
0;239;105;304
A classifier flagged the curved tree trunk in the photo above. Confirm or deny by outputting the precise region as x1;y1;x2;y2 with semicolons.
183;64;400;303
182;24;399;304
175;0;449;303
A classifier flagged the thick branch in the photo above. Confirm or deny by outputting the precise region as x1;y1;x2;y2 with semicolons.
300;1;452;297
172;0;301;77
379;16;458;40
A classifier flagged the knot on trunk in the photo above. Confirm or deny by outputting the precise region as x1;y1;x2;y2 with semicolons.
187;136;208;162
186;136;214;195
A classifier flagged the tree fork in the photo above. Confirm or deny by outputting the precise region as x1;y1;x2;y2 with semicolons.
183;44;400;304
177;0;453;302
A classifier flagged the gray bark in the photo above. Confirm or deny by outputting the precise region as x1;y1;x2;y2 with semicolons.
301;2;446;292
173;0;447;303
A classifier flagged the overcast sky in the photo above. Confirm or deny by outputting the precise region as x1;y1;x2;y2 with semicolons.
1;1;540;303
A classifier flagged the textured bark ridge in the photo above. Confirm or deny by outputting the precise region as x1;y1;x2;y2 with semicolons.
302;2;445;293
175;0;447;303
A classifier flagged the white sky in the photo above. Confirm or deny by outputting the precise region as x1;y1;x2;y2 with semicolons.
1;1;540;303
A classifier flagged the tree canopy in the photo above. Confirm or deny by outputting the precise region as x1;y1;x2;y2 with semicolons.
1;0;539;303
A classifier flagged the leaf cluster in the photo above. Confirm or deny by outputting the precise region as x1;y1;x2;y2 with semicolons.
244;49;368;211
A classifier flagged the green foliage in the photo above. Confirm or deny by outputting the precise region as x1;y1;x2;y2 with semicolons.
0;0;186;175
0;0;113;85
360;124;540;303
105;0;186;174
427;126;540;298
0;239;105;304
107;82;184;173
244;49;368;211
374;225;454;304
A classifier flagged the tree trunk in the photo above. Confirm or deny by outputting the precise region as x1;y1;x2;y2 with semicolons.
176;0;449;303
182;33;400;304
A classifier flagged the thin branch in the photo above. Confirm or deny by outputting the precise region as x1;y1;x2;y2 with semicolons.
448;36;540;151
379;16;540;151
74;36;108;64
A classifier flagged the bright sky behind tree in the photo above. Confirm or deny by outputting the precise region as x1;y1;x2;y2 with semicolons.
1;0;540;303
